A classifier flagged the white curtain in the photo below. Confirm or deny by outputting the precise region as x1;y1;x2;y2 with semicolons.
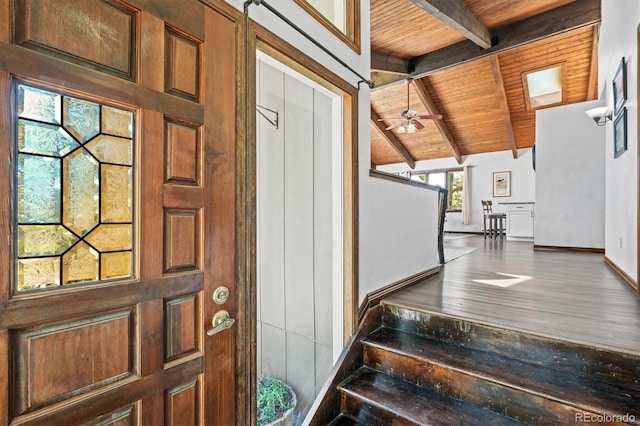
462;165;472;225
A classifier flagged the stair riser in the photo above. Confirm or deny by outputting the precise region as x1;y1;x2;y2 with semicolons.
340;393;420;426
338;366;528;425
364;345;629;426
382;304;640;389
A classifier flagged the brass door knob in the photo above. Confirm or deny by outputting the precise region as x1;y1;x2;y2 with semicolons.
207;310;235;336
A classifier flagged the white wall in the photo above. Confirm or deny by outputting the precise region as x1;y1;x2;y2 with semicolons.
358;177;440;301
379;149;536;233
535;101;606;249
599;1;640;281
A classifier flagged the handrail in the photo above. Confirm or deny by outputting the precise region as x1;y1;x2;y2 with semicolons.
369;169;448;264
369;169;441;191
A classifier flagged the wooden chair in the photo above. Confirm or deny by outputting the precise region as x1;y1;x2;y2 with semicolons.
481;200;506;239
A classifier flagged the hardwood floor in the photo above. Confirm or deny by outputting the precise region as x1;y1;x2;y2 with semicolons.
384;235;640;353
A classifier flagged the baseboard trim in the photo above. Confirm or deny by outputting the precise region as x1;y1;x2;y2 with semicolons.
533;245;605;254
604;256;638;292
357;266;441;324
445;231;483;235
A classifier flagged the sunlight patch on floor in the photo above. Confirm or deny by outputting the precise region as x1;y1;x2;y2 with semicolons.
472;272;533;288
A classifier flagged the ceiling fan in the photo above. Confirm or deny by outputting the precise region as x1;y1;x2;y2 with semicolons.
379;78;442;134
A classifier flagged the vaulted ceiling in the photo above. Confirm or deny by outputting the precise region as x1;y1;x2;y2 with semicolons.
369;0;601;168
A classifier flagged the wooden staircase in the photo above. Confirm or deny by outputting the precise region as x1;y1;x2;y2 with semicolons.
306;303;640;425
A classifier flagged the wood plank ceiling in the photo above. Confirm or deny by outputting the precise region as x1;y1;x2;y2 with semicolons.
370;0;601;167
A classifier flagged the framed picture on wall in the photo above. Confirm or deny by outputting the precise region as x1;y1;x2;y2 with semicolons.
493;171;511;197
614;107;627;159
613;57;626;114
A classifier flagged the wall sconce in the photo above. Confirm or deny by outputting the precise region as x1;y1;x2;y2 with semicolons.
585;106;612;126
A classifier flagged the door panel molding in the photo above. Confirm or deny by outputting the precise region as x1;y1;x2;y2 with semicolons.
13;0;138;80
11;358;203;426
14;308;137;415
1;1;243;423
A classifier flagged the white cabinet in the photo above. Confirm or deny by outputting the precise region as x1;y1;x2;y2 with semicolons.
500;203;534;241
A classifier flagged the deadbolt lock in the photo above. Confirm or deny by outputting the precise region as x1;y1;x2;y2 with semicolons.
213;286;230;304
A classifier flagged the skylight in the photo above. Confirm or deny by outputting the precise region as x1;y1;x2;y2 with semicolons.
522;64;565;109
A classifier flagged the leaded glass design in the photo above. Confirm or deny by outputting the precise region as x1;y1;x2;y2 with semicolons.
63;149;100;236
63;97;100;143
18;85;61;124
16;83;135;291
18;155;61;223
18;121;79;156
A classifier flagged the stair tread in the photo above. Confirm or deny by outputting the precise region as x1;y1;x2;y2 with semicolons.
339;366;526;425
364;327;640;416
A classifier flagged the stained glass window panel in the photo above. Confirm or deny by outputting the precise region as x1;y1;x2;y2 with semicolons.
18;155;61;223
101;251;132;279
18;85;61;124
63;149;100;236
18;257;61;290
62;242;99;284
85;224;132;252
101;165;132;223
18;225;78;257
86;135;132;165
16;83;135;292
18;120;79;157
63;97;100;143
102;106;133;138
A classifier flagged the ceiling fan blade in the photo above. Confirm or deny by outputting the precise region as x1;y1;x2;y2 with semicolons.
385;123;400;130
413;120;424;130
418;114;443;120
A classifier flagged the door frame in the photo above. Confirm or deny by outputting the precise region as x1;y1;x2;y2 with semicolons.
637;24;640;294
240;19;360;423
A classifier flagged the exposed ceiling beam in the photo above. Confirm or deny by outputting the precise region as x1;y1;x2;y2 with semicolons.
412;0;600;79
371;107;416;169
371;51;410;74
411;79;462;164
489;56;517;159
371;71;410;89
372;0;601;89
408;0;491;49
587;24;600;100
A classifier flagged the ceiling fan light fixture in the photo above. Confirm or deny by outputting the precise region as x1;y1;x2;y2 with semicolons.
407;121;417;133
397;125;406;133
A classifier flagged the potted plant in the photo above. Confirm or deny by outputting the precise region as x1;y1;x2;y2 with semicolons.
257;375;297;426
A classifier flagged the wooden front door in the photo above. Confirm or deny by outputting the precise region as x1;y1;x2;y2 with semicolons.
0;0;240;424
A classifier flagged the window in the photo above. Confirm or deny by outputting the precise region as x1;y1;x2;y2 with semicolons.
412;168;463;211
522;63;566;110
305;0;346;32
294;0;361;53
16;83;134;291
